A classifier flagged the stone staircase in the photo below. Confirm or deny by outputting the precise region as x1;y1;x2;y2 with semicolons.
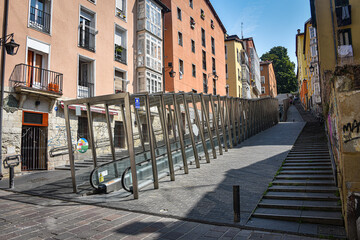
247;122;346;238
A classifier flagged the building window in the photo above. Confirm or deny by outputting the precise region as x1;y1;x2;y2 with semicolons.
189;0;193;8
225;45;228;60
79;7;96;52
202;50;206;70
178;32;183;46
261;87;265;94
226;85;229;96
212;57;216;74
211;37;215;55
177;7;182;21
145;71;162;93
335;0;349;6
338;28;352;46
137;33;162;73
201;28;206;47
213;79;216;95
203;73;208;93
78;56;94;98
29;0;51;33
114;25;127;64
191;39;195;53
260;66;263;71
261;76;265;84
211;19;214;29
116;0;126;20
144;0;162;38
226;64;228;79
190;17;195;29
236;49;240;63
114;69;128;93
238;68;241;81
192;64;196;77
200;9;205;19
179;59;184;80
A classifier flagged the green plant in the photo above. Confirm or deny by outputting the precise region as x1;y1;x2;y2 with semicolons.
116;45;123;54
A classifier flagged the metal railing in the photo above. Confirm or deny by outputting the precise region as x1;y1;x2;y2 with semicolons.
114;44;127;64
63;92;279;199
77;82;94;98
79;24;96;52
9;64;63;94
29;6;51;33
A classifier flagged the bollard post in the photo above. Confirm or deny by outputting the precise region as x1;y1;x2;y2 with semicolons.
233;185;240;222
9;166;14;189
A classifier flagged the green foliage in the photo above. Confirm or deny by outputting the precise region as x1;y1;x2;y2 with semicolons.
261;46;298;94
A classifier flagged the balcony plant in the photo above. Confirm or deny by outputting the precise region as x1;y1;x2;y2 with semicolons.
201;13;205;19
115;45;123;54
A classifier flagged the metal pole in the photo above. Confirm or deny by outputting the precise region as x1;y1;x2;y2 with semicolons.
172;94;188;172
0;0;10;179
64;104;77;193
210;95;223;155
200;94;216;159
144;95;158;189
182;94;200;168
104;104;119;178
218;96;228;152
233;185;240;222
86;103;97;168
123;94;138;199
225;97;233;148
134;108;146;152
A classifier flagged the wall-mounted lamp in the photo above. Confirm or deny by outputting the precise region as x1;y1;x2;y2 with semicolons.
169;70;176;78
208;72;218;80
0;33;20;56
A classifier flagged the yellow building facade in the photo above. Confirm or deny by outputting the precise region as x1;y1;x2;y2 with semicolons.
225;35;245;98
310;0;360;238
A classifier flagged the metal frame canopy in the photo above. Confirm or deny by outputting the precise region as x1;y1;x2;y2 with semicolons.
63;92;278;199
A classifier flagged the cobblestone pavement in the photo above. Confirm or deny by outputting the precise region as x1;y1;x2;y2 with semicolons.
0;190;322;240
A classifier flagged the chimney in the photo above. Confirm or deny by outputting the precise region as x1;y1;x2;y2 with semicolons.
297;29;301;34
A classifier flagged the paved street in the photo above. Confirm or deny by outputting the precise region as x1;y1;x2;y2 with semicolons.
0;190;321;240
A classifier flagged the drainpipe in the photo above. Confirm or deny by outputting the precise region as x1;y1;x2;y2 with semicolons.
329;0;338;63
162;10;166;92
0;0;10;180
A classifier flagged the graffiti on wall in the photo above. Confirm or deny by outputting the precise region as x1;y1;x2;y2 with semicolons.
328;113;340;160
343;120;360;144
48;126;76;147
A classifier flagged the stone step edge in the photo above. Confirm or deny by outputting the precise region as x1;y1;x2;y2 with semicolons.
252;213;343;226
258;203;342;211
263;194;339;201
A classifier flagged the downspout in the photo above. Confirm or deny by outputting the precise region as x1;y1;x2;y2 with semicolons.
329;0;338;63
0;0;10;180
162;11;165;92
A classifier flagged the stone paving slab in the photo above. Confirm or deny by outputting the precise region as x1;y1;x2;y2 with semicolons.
0;121;305;229
0;190;323;240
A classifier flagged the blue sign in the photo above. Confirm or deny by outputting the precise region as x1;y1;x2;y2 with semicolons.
54;106;58;111
135;98;140;109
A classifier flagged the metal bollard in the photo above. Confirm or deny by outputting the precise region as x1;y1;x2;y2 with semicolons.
233;185;240;222
3;155;20;189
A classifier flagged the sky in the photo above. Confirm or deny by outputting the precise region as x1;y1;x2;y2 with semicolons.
211;0;311;69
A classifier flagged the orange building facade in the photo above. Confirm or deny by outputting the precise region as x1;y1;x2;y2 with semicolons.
162;0;227;95
260;61;277;98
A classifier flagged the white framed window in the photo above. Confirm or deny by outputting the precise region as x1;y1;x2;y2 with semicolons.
114;25;127;64
116;0;127;20
178;32;183;46
137;70;162;93
309;27;316;39
191;39;195;53
261;76;265;84
177;7;182;21
78;55;95;98
137;33;162;73
145;0;162;38
192;64;196;77
189;0;193;8
114;68;128;93
29;0;52;34
179;59;184;79
79;6;97;52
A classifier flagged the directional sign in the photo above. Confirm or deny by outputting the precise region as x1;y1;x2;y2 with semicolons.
135;98;140;109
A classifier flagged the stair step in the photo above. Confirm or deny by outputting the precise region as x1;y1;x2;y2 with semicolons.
280;170;333;175
269;185;338;193
282;166;332;170
285;160;331;164
258;199;341;211
286;156;330;160
273;179;336;186
252;208;343;225
264;192;339;201
276;174;334;180
289;150;329;153
283;162;331;167
288;152;329;155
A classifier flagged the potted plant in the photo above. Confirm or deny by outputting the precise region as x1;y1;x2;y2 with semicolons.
115;45;123;54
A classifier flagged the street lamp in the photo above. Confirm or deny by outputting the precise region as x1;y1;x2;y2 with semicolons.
1;0;20;180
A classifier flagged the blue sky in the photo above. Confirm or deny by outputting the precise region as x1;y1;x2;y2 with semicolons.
211;0;311;69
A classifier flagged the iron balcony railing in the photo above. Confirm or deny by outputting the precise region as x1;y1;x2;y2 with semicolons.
78;81;94;99
79;23;96;52
114;44;127;64
9;64;63;94
29;6;51;33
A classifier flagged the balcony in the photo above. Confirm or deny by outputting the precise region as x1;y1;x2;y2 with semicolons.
114;76;129;93
115;44;127;64
9;64;63;98
29;6;51;33
78;82;94;98
78;24;96;52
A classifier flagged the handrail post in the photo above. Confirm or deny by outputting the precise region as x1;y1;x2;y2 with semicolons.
210;95;223;155
200;94;216;159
